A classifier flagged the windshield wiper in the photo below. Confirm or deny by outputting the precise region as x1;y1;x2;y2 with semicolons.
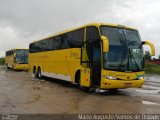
108;65;119;67
119;51;127;68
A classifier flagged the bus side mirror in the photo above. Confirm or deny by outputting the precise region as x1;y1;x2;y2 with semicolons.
141;41;155;56
101;36;109;53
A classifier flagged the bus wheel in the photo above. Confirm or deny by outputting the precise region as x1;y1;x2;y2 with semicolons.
34;69;39;79
109;89;118;93
33;67;37;78
37;67;42;79
76;73;90;92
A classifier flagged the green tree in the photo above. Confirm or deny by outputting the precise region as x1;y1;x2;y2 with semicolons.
144;51;151;61
159;55;160;60
0;58;5;65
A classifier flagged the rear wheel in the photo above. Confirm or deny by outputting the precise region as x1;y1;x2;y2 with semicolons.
37;67;42;79
33;67;38;78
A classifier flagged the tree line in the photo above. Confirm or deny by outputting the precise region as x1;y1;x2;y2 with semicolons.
0;58;5;65
144;51;160;61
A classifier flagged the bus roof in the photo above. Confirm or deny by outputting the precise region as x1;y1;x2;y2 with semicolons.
6;48;28;52
14;48;28;50
31;22;137;44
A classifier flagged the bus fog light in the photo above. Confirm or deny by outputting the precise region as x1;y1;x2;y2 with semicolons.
105;75;117;80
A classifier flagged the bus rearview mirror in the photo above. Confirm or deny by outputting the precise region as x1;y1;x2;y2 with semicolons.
141;41;155;56
101;36;109;53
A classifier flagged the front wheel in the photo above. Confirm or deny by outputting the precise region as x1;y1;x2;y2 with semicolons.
76;73;90;92
109;89;118;93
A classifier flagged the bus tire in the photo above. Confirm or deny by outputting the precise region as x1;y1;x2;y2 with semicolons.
33;67;38;78
76;73;90;92
34;69;39;79
109;89;118;93
37;67;42;79
35;71;38;78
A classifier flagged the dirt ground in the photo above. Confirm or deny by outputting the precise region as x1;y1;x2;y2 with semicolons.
0;65;160;119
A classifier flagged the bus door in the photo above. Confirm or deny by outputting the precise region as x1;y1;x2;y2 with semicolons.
80;42;91;87
89;40;101;86
83;26;101;87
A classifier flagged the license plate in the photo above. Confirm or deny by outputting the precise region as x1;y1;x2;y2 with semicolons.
124;83;132;88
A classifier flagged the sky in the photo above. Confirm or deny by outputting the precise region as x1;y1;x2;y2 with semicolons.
0;0;160;58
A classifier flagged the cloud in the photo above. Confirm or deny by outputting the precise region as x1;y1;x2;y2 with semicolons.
0;0;159;57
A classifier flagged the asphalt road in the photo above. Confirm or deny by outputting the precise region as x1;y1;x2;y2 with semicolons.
0;65;160;116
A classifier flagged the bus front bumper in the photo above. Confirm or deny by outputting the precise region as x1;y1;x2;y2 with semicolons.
100;79;144;89
15;64;28;70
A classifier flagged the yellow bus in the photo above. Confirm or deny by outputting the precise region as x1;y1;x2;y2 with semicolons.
29;23;155;91
5;49;29;70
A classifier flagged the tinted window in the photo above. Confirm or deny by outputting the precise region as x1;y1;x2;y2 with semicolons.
58;29;84;48
71;29;84;47
53;36;60;50
60;34;69;49
29;42;41;53
45;38;54;51
29;28;84;53
40;40;46;51
6;50;14;56
86;26;99;42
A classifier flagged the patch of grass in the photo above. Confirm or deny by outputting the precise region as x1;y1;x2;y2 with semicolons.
145;62;160;75
0;58;5;65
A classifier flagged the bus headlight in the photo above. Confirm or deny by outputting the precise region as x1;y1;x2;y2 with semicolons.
138;76;144;80
105;75;117;80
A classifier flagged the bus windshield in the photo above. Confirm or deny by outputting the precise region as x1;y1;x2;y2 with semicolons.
16;49;28;64
100;26;144;72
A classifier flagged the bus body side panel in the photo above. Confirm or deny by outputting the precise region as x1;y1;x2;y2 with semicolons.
5;55;14;69
43;49;71;81
29;48;82;83
68;48;82;83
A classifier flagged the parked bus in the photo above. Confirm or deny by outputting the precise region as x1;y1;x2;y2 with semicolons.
5;49;29;70
29;23;155;91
